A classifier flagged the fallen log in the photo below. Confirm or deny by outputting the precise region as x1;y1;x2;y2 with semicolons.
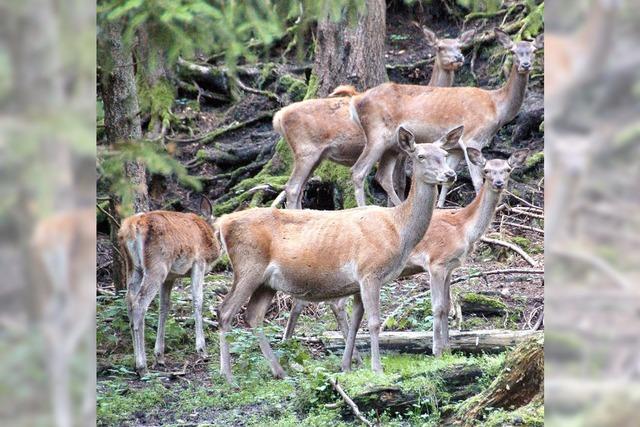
321;330;541;354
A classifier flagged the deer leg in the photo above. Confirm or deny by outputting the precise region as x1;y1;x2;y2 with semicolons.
285;152;321;209
283;299;308;341
329;298;363;365
351;131;392;207
341;293;364;372
127;264;167;376
375;151;402;206
437;151;463;207
245;286;286;379
218;273;263;383
429;265;449;356
190;262;208;358
443;270;453;352
468;161;484;194
359;278;383;373
153;278;174;367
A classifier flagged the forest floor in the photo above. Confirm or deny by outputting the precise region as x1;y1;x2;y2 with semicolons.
97;4;544;426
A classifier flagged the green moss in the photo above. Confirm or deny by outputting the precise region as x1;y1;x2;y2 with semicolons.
304;72;319;100
137;78;175;131
97;380;170;425
461;293;507;310
277;74;307;102
482;398;544;426
526;151;544;169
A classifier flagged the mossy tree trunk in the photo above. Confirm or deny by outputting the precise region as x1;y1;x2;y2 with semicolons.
100;18;149;291
313;0;388;96
451;334;544;425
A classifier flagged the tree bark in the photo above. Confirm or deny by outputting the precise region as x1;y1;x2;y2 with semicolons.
100;19;149;291
313;0;387;96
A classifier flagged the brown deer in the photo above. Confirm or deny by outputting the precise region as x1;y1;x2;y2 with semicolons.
274;28;474;210
118;198;221;376
286;149;529;357
350;28;543;208
216;125;462;382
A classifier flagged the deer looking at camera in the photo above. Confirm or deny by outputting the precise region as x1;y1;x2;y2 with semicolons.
118;198;221;376
273;28;474;210
216;125;461;383
284;149;529;356
350;28;543;208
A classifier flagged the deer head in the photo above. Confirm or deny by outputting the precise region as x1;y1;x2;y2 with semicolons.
467;148;530;191
422;27;475;71
495;28;544;74
397;125;463;184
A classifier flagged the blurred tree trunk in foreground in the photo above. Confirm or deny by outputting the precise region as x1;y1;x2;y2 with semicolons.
313;0;387;96
100;19;149;291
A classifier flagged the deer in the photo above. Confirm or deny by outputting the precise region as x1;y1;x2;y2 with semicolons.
284;149;529;357
273;27;474;210
215;125;462;383
349;28;543;208
118;197;222;376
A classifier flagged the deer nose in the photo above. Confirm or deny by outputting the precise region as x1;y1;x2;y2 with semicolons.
521;62;531;69
456;53;464;61
494;180;504;189
445;170;457;180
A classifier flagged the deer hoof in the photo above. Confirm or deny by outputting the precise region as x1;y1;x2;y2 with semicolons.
136;366;148;378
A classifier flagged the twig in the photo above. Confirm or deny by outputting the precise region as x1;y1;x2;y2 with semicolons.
480;236;538;267
451;268;544;285
271;191;286;208
510;207;544;219
329;378;374;427
97;202;120;228
502;221;544;234
385;58;433;71
504;190;541;210
232;75;281;104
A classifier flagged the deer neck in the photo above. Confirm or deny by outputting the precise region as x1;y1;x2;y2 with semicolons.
394;169;438;256
428;58;455;87
462;182;503;243
494;63;529;126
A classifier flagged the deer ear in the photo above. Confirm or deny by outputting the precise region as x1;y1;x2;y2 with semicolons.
534;33;544;50
494;28;513;49
458;29;475;47
466;148;487;167
397;125;416;153
422;26;438;46
508;149;530;168
438;125;465;151
200;195;213;219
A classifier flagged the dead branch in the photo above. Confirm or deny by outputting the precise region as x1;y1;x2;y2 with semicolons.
271;191;286;208
166;110;274;144
329;378;375;427
502;221;544;234
480;236;538;267
451;268;544;285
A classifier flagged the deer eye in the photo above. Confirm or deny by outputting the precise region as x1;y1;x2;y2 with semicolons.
483;169;489;174
417;154;425;160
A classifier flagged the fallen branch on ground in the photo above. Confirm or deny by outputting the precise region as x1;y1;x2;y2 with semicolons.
322;330;542;354
329;378;375;427
166;110;274;144
451;268;543;285
480;236;538;267
502;221;544;234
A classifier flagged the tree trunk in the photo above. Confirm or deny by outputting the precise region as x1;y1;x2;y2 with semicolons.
100;19;149;291
313;0;387;96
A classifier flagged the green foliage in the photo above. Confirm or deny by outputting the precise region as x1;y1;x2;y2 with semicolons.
520;1;544;40
456;0;502;13
136;77;175;130
98;140;201;216
277;74;308;102
98;0;365;75
385;294;433;331
462;293;507;310
525;151;544;168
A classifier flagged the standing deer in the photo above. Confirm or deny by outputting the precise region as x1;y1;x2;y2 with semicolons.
350;28;543;208
274;28;474;210
285;149;529;357
118;198;221;376
216;125;462;382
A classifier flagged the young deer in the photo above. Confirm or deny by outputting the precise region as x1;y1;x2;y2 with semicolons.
216;125;462;382
283;149;529;357
274;28;473;210
118;198;221;376
350;28;543;208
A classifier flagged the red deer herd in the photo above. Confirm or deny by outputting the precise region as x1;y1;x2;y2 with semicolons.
119;27;541;380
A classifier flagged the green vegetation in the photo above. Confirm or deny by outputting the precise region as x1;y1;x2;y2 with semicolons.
462;293;507;311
